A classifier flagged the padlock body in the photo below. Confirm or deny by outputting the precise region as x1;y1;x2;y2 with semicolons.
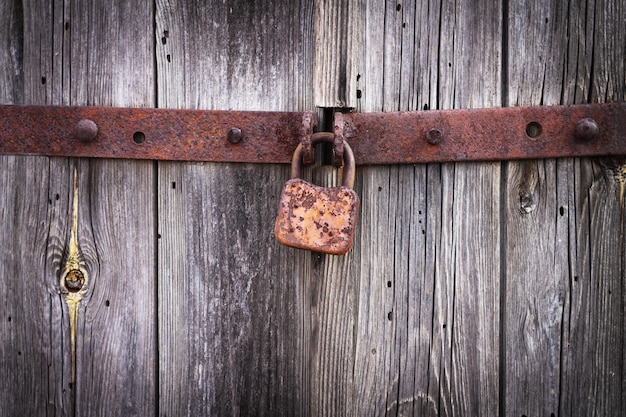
274;178;359;255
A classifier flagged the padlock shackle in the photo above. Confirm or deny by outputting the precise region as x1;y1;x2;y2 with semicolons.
290;132;356;188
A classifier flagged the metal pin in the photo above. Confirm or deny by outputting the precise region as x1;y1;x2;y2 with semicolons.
426;129;443;145
574;118;598;142
227;127;242;144
73;119;98;142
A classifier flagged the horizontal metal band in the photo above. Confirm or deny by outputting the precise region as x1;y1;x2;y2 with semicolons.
344;103;626;164
0;105;312;163
0;103;624;164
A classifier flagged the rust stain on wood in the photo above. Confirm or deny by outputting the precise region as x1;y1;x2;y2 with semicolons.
60;168;88;385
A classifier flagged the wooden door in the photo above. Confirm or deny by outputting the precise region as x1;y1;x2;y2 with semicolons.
1;1;624;416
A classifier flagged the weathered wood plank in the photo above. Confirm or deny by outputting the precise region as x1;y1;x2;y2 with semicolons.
505;1;626;416
0;155;68;416
562;0;626;415
313;0;361;107
314;1;503;416
1;1;156;416
155;1;314;415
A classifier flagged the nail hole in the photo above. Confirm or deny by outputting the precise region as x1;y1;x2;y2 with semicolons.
105;300;110;307
161;37;167;45
443;324;446;328
64;22;70;30
55;194;60;200
377;186;382;191
356;74;361;81
356;89;362;99
133;131;146;144
448;62;451;67
166;54;171;63
387;312;393;321
18;351;22;356
396;4;401;11
402;22;406;28
574;276;579;282
172;182;176;189
423;103;429;110
387;281;392;288
7;316;11;322
41;76;46;85
559;206;564;216
525;121;543;138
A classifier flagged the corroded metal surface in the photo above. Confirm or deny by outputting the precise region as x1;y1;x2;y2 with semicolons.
342;102;626;164
0;103;624;164
274;179;360;255
0;105;313;163
290;132;356;187
275;133;359;255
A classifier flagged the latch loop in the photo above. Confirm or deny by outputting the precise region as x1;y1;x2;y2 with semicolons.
291;132;355;188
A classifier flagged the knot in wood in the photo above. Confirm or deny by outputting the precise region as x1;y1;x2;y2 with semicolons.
65;269;85;292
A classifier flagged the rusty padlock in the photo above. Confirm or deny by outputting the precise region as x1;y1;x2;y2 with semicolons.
274;132;359;255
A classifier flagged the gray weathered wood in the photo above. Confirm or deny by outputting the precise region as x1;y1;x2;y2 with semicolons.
312;1;502;415
313;0;361;107
155;1;314;415
0;1;156;416
505;1;626;416
1;0;625;416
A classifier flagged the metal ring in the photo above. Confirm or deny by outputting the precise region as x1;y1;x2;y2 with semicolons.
290;132;356;188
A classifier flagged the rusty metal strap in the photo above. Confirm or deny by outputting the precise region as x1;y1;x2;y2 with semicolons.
0;103;624;164
0;105;311;163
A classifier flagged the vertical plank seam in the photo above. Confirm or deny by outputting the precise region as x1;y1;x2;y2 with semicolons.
587;0;596;103
151;0;160;414
499;160;508;417
499;1;509;416
153;159;160;417
501;0;509;108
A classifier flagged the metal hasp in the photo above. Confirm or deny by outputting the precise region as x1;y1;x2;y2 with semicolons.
0;103;624;164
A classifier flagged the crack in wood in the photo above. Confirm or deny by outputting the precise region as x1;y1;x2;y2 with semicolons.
60;168;88;386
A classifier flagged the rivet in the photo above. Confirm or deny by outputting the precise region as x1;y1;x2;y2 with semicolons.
574;118;598;141
426;129;443;145
227;127;242;144
73;119;98;142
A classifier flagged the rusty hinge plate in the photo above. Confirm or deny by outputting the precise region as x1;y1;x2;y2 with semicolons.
342;103;626;164
0;105;311;163
0;103;624;164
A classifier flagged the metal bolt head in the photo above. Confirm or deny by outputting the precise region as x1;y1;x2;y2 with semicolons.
227;127;242;144
574;118;598;142
426;129;443;145
74;119;98;142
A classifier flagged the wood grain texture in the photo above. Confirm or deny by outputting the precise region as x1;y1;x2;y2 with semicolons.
505;1;626;416
155;1;315;415
313;0;361;107
313;1;503;415
0;1;156;416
